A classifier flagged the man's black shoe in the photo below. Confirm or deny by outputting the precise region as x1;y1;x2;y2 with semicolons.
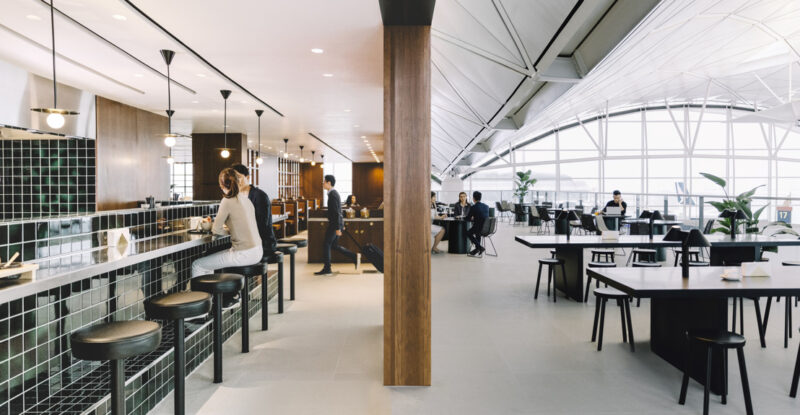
314;269;333;276
468;248;479;256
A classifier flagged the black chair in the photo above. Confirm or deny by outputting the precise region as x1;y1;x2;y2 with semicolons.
549;249;556;258
591;287;634;352
585;262;615;302
145;292;211;415
591;249;615;262
703;219;715;234
535;258;566;302
480;217;498;257
276;243;298;300
279;238;307;300
71;321;162;415
513;203;528;226
674;249;705;266
789;327;800;397
191;273;245;383
679;330;753;415
537;207;554;234
220;263;269;353
627;248;657;265
581;214;599;235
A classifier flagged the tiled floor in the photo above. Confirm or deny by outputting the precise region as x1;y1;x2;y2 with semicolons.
152;223;800;414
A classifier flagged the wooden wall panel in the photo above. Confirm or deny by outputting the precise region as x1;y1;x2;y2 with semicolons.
301;163;324;202
352;163;384;207
383;25;431;386
95;96;170;211
191;133;247;200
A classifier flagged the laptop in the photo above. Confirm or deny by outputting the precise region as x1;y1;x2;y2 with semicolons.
605;206;622;215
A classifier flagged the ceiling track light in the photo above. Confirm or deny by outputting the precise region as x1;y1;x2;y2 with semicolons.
160;49;177;148
255;109;264;165
31;0;78;129
283;138;289;159
219;90;232;158
311;150;316;166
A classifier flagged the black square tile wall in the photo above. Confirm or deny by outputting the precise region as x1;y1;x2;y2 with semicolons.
0;139;96;220
0;204;219;263
0;235;279;415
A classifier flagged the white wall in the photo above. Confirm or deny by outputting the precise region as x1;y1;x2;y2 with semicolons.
258;154;279;200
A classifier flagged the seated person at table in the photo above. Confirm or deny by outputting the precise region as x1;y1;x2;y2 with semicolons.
430;191;447;212
453;191;471;217
430;193;446;253
467;191;489;257
345;194;360;209
603;190;627;215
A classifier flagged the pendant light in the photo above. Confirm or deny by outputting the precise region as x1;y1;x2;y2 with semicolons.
31;0;78;129
310;150;316;166
219;90;232;158
320;154;324;167
299;145;305;162
283;138;289;159
161;49;177;147
255;109;264;165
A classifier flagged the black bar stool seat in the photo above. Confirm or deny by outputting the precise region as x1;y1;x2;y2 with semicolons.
790;327;800;397
191;273;245;384
220;263;268;353
279;237;308;248
535;258;566;302
549;249;557;258
689;261;711;267
628;248;657;265
632;261;661;268
783;261;800;266
591;288;634;352
675;249;702;266
276;243;299;301
585;262;616;302
71;320;162;415
679;330;753;415
263;251;285;315
145;292;210;415
591;249;615;262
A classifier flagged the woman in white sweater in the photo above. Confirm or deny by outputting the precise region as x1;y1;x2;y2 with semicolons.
191;168;263;279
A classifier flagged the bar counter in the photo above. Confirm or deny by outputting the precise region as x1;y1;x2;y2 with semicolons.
307;216;384;263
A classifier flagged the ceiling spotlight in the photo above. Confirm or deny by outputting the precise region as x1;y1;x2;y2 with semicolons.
112;14;127;21
360;136;366;139
133;73;143;78
322;73;333;77
196;73;206;78
311;48;324;54
344;109;351;112
353;124;359;128
191;100;199;104
26;14;41;21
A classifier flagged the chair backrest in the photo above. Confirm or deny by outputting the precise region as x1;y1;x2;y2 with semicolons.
542;201;553;208
495;201;503;212
703;219;715;234
664;214;676;221
501;201;511;210
538;206;551;221
595;214;610;232
581;214;598;234
529;206;541;218
514;204;526;214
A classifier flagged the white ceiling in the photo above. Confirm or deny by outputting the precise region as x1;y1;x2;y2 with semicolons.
482;0;800;169
0;0;383;162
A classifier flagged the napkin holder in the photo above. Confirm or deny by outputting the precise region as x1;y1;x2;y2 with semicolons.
741;262;769;277
601;231;619;241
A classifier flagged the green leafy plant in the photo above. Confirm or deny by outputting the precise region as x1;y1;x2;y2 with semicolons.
513;170;537;204
700;172;767;235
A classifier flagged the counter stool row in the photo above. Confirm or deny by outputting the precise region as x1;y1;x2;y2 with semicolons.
68;237;308;415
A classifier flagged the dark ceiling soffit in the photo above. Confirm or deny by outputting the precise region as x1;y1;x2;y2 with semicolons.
379;0;436;25
307;132;354;162
38;0;196;95
459;103;757;180
123;0;284;117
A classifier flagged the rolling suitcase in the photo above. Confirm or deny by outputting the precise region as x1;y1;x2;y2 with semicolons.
344;229;384;273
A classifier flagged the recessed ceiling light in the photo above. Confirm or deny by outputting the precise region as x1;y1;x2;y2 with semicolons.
112;14;127;21
191;100;199;104
360;135;366;139
240;100;247;104
196;73;206;78
322;73;333;77
344;109;351;112
26;15;41;21
267;146;272;149
353;124;360;128
133;73;143;78
311;48;324;54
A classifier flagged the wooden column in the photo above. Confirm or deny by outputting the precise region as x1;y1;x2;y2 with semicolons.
383;25;431;386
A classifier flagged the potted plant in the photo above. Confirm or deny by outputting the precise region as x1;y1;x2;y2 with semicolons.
700;172;767;235
514;170;537;205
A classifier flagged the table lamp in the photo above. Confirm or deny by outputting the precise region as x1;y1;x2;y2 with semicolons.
664;226;711;278
556;210;580;241
718;209;748;239
649;210;663;240
640;210;652;219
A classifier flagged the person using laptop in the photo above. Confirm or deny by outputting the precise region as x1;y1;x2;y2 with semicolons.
603;190;627;215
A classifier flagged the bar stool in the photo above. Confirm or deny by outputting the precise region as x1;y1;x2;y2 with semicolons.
679;330;753;415
145;292;211;415
275;243;298;302
549;249;556;258
535;258;566;302
263;251;285;315
71;320;162;415
191;273;245;383
627;248;657;265
591;249;615;263
279;237;307;301
631;262;661;306
585;262;615;302
790;327;800;397
591;287;634;352
674;249;701;266
220;263;268;353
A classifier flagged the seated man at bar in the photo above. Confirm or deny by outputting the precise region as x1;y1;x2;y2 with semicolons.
466;191;489;257
453;191;471;218
315;174;358;275
231;164;277;255
191;168;263;307
603;190;627;215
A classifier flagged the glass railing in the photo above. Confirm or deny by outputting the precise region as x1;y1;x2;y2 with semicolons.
436;189;799;227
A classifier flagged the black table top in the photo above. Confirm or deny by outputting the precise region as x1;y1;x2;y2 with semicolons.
514;233;800;249
586;265;800;298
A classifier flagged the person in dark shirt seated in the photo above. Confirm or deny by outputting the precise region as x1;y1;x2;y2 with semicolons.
345;194;360;209
453;191;472;217
603;190;627;215
231;164;277;256
466;191;489;257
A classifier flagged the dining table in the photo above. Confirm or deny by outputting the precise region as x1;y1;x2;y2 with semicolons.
586;264;800;395
434;217;472;254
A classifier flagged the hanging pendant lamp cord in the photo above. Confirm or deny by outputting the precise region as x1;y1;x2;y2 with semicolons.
50;0;57;108
167;63;171;134
224;98;227;148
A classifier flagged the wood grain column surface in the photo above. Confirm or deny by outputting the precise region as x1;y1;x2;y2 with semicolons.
383;25;432;386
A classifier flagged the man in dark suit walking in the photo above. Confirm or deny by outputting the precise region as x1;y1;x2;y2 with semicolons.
467;191;489;257
315;174;358;275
